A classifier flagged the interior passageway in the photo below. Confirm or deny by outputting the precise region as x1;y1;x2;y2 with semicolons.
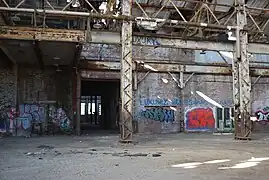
80;79;120;134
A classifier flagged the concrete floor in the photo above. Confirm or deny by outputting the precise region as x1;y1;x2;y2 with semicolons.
1;133;269;180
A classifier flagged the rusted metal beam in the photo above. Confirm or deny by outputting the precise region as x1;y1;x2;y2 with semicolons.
2;26;269;54
79;60;269;76
0;26;85;42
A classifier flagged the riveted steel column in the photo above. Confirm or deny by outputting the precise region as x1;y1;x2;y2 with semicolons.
120;0;133;142
234;0;252;140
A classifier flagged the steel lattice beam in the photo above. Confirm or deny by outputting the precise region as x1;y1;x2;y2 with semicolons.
120;0;133;142
234;0;252;140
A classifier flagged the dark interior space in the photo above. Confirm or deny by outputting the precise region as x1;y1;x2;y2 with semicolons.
80;79;120;134
0;49;13;68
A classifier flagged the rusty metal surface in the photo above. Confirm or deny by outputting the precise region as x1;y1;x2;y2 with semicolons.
80;61;121;70
80;70;120;79
0;26;85;42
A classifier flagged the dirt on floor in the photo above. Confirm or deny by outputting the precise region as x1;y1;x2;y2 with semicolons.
0;132;269;180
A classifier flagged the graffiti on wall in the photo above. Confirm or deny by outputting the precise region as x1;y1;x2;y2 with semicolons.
262;106;269;112
140;107;175;122
133;36;161;46
15;117;31;130
0;104;72;135
140;98;233;107
186;108;215;131
19;104;45;123
81;44;121;61
0;107;17;133
254;105;269;122
255;111;269;121
50;107;71;132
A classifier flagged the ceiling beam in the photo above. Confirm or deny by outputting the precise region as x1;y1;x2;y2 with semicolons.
90;31;269;54
0;26;85;43
79;60;269;76
1;26;269;54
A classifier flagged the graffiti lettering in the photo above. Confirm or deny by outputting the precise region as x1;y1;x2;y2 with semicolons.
19;104;45;125
0;105;72;135
50;107;71;132
140;108;175;122
133;36;161;46
81;44;121;61
263;106;269;112
186;108;215;131
140;98;233;107
255;111;269;121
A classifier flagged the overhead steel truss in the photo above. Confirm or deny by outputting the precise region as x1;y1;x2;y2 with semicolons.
0;0;267;141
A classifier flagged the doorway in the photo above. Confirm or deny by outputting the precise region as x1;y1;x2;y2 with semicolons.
216;107;235;133
80;80;120;133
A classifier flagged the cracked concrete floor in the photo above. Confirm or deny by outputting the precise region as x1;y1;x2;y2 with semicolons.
1;133;269;180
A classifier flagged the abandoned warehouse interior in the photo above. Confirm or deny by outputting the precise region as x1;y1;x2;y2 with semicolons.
1;0;269;141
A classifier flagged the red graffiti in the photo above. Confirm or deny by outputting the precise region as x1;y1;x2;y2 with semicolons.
186;108;215;130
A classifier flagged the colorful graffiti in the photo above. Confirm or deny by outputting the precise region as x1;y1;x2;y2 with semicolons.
50;108;71;132
140;107;175;122
262;106;269;112
15;117;31;130
186;108;215;131
0;104;72;135
140;98;233;107
19;104;45;123
0;107;17;133
255;111;269;121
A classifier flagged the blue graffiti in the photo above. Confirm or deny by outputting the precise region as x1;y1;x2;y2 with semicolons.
19;104;45;123
140;98;233;107
140;108;175;122
133;36;160;46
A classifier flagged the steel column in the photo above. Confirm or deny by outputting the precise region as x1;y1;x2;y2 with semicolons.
234;0;252;140
120;0;133;142
76;71;81;136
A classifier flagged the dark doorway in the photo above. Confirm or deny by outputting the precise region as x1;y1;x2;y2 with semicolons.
80;80;120;133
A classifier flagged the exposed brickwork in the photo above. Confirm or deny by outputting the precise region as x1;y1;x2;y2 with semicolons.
0;66;74;135
17;67;73;118
0;67;15;108
18;67;57;103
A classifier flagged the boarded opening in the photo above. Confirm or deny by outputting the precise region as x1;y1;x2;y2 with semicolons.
80;79;120;133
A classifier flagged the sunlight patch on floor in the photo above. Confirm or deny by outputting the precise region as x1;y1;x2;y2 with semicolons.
172;157;269;170
172;162;203;168
218;157;269;170
172;159;230;169
203;159;231;164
